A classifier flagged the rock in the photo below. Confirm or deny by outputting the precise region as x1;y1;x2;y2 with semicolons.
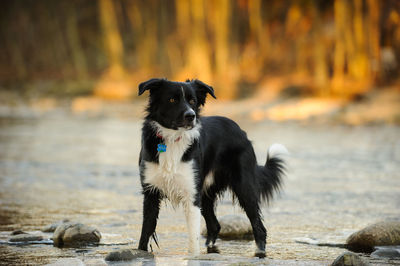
201;214;253;240
9;233;43;242
46;258;84;266
371;246;400;258
11;230;27;235
346;221;400;252
105;249;154;261
53;222;101;247
331;252;368;266
42;219;70;233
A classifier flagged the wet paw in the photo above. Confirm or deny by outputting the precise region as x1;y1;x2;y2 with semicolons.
206;245;220;254
255;249;266;258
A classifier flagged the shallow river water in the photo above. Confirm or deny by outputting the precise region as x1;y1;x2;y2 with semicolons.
0;109;399;265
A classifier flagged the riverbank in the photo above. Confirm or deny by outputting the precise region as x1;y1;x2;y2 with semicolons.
1;85;400;125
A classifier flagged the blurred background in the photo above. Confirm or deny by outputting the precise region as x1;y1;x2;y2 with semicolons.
1;0;399;113
1;1;400;264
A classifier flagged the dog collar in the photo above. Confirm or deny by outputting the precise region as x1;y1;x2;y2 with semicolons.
156;132;182;142
156;132;181;153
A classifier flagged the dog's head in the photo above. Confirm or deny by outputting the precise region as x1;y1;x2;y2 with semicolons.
138;78;216;130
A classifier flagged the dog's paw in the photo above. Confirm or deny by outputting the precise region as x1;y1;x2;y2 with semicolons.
254;249;266;258
206;245;220;254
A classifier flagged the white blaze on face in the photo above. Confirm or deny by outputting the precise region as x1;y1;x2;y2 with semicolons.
181;86;185;98
179;85;197;127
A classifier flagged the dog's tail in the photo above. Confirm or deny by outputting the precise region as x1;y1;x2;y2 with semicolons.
258;143;288;203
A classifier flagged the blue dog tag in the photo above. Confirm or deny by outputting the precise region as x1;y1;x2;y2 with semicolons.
157;144;167;153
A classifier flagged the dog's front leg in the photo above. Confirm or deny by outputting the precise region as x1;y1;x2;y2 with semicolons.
184;202;201;255
138;190;161;251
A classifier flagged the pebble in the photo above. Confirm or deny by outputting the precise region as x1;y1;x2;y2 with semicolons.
346;221;400;252
11;230;27;235
371;246;400;258
105;249;154;261
53;222;101;247
9;233;43;243
42;219;70;233
331;251;368;266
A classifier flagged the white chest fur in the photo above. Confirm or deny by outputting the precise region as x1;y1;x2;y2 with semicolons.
144;160;196;205
143;122;200;205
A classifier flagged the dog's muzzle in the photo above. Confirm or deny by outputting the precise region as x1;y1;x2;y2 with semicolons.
183;109;196;128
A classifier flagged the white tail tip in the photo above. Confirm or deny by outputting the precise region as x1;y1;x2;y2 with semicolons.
267;143;289;160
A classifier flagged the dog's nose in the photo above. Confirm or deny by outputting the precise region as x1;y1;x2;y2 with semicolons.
184;109;196;122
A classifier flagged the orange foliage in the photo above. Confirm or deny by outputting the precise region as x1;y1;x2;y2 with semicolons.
1;1;400;100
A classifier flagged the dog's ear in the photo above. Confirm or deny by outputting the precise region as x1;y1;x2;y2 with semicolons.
193;79;216;105
138;78;165;96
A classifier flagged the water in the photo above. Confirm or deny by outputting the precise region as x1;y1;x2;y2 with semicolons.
0;112;399;265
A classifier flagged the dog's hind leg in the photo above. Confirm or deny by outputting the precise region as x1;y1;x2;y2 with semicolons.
232;183;267;258
200;189;221;252
138;190;161;251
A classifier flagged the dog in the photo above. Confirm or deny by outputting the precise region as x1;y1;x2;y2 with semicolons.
137;78;287;257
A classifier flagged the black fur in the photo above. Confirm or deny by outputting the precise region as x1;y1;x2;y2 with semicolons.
137;78;285;257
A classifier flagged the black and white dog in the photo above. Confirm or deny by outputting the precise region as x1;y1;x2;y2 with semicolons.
137;78;287;257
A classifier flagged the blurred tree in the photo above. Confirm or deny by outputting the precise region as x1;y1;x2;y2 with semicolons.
213;0;237;99
186;0;212;83
242;0;268;83
214;0;230;77
98;0;124;78
333;0;348;94
95;0;131;99
128;1;157;73
0;0;399;99
65;2;89;80
350;0;369;80
312;2;329;95
367;0;380;81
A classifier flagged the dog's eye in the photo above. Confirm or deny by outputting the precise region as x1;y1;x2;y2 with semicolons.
189;99;195;105
169;98;175;103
